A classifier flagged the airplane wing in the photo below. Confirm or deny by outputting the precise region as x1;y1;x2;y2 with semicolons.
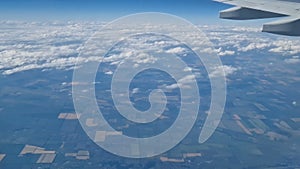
214;0;300;36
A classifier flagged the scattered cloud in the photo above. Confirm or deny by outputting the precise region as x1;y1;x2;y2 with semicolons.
269;40;300;55
131;88;139;94
165;74;196;90
284;56;300;64
0;22;299;75
165;47;186;54
105;71;113;75
238;43;270;52
218;50;235;56
210;65;239;78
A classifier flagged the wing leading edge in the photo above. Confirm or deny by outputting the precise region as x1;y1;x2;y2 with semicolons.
214;0;300;36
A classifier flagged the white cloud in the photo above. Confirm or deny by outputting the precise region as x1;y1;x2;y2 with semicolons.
131;88;139;94
0;22;299;76
183;67;193;72
218;50;235;56
134;53;157;64
202;25;300;56
105;71;113;75
269;40;300;55
284;56;300;64
165;47;186;54
178;74;196;84
0;21;102;75
165;83;180;90
165;65;237;90
231;27;261;32
210;65;238;78
238;43;270;52
165;74;196;90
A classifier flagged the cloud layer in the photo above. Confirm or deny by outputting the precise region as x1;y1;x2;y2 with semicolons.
0;22;299;75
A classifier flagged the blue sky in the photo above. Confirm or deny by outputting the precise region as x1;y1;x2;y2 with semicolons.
0;0;231;23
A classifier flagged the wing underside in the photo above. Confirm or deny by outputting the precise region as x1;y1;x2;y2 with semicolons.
215;0;300;36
